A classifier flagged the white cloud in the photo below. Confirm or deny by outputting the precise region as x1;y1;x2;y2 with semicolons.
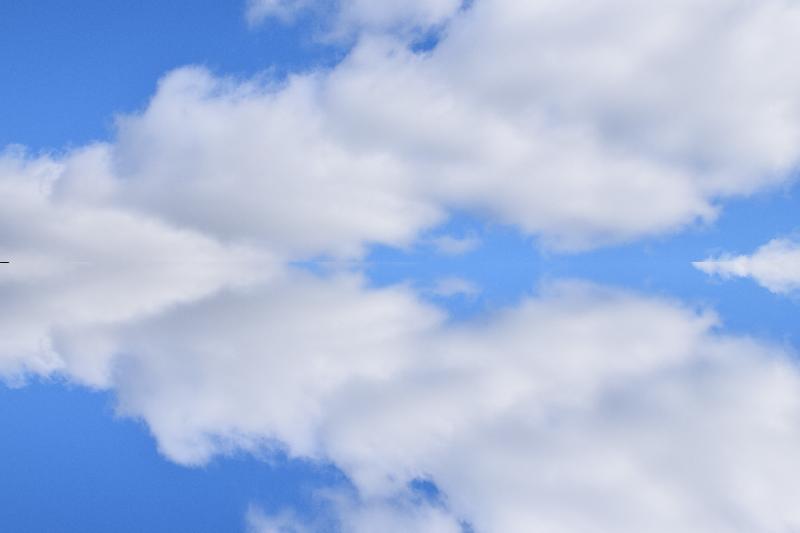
0;148;275;384
245;0;310;25
88;0;800;253
245;0;462;35
428;234;480;256
247;507;313;533
695;238;800;294
3;0;800;531
428;277;479;298
4;145;800;531
55;278;800;533
248;494;462;533
105;66;444;258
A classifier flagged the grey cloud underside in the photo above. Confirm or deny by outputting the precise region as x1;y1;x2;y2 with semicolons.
3;0;800;531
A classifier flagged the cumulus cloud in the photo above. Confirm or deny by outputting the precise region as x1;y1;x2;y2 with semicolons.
103;0;800;252
0;149;275;383
144;280;800;532
3;0;800;531
4;1;799;257
4;143;800;530
695;238;800;294
5;142;800;530
20;272;800;533
102;66;444;258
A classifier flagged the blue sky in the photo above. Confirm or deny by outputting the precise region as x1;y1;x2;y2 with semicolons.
0;0;341;150
2;1;800;532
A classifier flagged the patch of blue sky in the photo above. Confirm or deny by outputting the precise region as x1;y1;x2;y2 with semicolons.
0;0;344;151
363;181;799;342
364;213;542;321
0;381;349;532
546;183;800;344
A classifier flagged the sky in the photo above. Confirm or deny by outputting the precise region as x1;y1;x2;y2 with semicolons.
1;1;800;532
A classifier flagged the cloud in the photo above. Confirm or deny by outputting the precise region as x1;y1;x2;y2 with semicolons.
247;493;462;533
695;238;800;294
428;234;481;256
104;66;444;258
245;0;314;26
4;144;800;530
0;148;275;384
428;277;479;298
97;0;800;252
5;145;799;530
34;275;800;533
3;0;800;531
245;0;462;35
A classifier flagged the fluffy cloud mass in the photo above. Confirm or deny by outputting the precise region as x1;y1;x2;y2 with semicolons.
0;150;275;381
55;0;800;254
4;0;800;531
695;238;800;294
6;244;800;531
254;0;800;249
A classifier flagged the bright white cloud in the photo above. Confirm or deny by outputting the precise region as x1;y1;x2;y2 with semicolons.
695;238;800;294
4;143;800;530
45;277;800;533
96;0;800;252
3;0;800;531
0;148;276;384
4;1;799;257
6;141;799;531
103;66;445;258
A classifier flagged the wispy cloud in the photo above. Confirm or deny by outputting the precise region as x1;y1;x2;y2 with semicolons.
428;276;480;298
428;234;481;256
695;238;800;294
246;0;461;35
